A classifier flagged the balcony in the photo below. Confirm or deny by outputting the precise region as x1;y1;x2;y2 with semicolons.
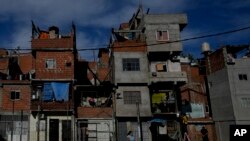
150;71;187;83
31;100;73;111
77;107;112;118
151;91;177;114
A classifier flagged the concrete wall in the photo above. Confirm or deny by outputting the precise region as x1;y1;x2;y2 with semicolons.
145;23;183;52
208;68;235;121
115;86;151;117
143;14;187;25
142;14;187;52
215;121;235;141
227;58;250;121
113;52;148;84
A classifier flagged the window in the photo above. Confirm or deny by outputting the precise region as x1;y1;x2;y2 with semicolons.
46;59;56;69
156;63;167;72
123;91;141;104
10;91;20;100
122;58;140;71
239;74;248;81
240;97;250;108
156;30;169;41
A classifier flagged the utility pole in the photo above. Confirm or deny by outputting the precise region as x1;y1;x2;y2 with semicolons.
112;92;117;141
11;98;15;141
20;110;23;141
136;101;143;141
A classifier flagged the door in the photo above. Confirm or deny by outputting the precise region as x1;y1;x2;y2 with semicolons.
49;119;59;141
62;120;71;141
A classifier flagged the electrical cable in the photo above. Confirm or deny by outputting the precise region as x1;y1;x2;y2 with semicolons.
1;25;250;51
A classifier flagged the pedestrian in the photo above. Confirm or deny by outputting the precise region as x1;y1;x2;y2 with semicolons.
200;126;209;141
127;131;135;141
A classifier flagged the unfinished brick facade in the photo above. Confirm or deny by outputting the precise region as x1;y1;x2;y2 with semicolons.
181;63;217;141
34;51;74;79
1;81;31;112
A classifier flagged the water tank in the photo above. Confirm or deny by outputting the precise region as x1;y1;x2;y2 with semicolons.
201;42;211;53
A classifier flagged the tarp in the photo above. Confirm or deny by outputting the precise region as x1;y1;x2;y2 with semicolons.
51;82;69;101
152;93;166;104
42;83;54;101
42;82;69;101
149;118;167;128
189;103;205;118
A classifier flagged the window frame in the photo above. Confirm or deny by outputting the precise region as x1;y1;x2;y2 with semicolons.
123;91;141;104
156;30;169;41
45;59;56;69
122;58;140;71
10;90;20;100
238;74;248;81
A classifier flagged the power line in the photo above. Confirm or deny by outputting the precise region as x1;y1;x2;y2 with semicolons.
1;25;250;51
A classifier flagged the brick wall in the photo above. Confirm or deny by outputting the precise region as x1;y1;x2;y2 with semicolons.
208;49;225;74
181;64;206;103
35;51;74;79
19;53;34;74
112;40;146;52
31;37;74;49
1;83;31;112
77;107;112;118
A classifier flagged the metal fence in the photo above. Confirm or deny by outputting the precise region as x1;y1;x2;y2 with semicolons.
0;115;28;141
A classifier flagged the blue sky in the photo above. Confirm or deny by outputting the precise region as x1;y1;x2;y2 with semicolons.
1;0;250;60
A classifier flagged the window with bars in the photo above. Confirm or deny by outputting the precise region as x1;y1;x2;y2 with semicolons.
122;58;140;71
156;30;169;41
123;91;141;104
10;91;20;100
45;59;56;69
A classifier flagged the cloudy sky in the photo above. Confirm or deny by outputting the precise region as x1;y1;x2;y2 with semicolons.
1;0;250;60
